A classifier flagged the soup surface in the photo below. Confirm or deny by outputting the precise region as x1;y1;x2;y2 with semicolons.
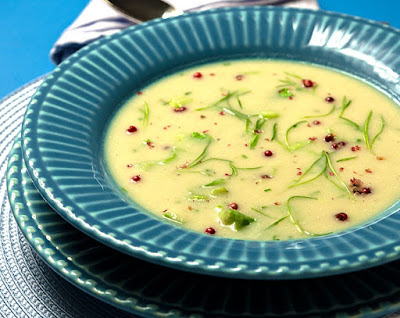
104;60;400;241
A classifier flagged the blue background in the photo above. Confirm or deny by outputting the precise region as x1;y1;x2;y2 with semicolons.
0;0;398;99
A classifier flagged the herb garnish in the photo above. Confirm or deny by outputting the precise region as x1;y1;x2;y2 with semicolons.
185;140;212;169
140;102;150;126
237;96;243;109
272;121;309;151
210;187;229;196
336;156;357;162
135;148;177;170
168;95;192;109
276;73;318;99
202;179;226;187
271;123;277;141
249;118;267;149
196;90;250;111
339;97;386;153
304;103;336;118
251;207;270;217
163;211;183;224
228;163;262;178
290;152;327;188
187;193;208;201
278;88;294;98
286;196;331;236
266;216;288;230
285;120;307;151
182;136;261;176
216;205;255;231
364;111;386;152
323;151;353;199
289;151;353;198
191;132;208;139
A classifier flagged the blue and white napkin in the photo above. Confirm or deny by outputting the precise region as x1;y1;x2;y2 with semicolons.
50;0;319;64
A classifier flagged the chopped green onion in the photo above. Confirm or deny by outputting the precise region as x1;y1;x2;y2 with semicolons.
216;205;255;231
278;88;294;98
259;111;279;119
191;132;208;139
210;187;229;196
187;194;208;201
168;96;192;109
202;179;226;187
163;211;183;224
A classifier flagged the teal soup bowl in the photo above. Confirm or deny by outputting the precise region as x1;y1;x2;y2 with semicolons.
22;7;400;279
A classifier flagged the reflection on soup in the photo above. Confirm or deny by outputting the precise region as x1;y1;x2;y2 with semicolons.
104;60;400;241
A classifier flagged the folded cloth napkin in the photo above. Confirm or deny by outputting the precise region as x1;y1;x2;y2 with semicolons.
50;0;318;65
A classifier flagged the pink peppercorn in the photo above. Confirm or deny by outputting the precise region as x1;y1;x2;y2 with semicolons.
193;72;202;78
205;227;216;234
126;125;137;134
335;212;348;221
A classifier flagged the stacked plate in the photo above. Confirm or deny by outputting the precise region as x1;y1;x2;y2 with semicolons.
6;6;400;317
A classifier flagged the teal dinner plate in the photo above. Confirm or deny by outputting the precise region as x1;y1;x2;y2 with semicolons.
21;7;400;279
8;136;400;317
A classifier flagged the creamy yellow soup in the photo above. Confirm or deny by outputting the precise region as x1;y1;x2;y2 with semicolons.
104;60;400;241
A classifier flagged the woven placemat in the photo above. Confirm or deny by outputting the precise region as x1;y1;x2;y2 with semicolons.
0;78;135;318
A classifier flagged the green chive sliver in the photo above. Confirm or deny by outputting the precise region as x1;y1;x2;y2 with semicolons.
336;156;357;163
251;207;270;217
202;179;226;187
266;216;288;230
286;196;331;237
304;103;335;118
289;152;326;188
285;120;307;151
324;151;353;199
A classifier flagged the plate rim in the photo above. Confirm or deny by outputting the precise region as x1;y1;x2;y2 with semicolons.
8;135;400;318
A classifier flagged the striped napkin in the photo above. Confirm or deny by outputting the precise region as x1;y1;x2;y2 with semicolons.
50;0;318;64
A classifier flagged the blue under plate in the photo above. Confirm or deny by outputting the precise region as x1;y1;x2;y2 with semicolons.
21;7;400;279
8;136;400;317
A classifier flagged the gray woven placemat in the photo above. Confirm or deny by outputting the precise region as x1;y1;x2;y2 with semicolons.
0;78;136;318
